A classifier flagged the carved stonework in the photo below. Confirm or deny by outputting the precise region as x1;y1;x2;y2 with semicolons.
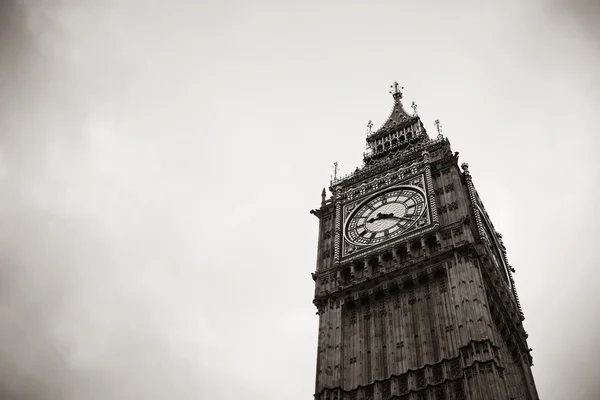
416;370;426;389
452;226;464;237
435;386;445;400
398;375;408;394
432;364;443;383
449;359;462;379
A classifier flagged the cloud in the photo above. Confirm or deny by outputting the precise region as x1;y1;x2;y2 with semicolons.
0;1;598;399
0;2;217;398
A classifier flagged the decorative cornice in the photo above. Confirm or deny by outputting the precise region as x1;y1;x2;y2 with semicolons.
313;220;472;278
313;245;477;305
331;137;447;189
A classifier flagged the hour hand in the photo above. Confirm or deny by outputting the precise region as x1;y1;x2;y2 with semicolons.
367;214;383;223
368;212;392;223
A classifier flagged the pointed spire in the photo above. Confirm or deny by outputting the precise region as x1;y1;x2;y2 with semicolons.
362;82;431;164
321;187;326;205
434;119;443;138
370;81;415;136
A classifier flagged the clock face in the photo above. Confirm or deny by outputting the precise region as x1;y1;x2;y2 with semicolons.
344;187;427;247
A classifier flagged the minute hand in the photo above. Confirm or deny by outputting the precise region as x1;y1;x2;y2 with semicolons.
388;214;413;221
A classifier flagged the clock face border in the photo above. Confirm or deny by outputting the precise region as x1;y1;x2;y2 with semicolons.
343;186;426;247
339;172;434;258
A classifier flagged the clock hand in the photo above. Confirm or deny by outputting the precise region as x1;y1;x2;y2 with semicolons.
367;212;386;223
388;214;413;221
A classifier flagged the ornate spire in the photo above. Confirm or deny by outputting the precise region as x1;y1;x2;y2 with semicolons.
362;82;430;164
369;81;416;137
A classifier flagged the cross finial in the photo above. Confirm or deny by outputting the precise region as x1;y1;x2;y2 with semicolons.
434;119;443;138
367;120;373;133
411;101;418;116
389;81;403;98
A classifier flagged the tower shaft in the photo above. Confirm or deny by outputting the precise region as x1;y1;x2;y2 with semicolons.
310;85;538;400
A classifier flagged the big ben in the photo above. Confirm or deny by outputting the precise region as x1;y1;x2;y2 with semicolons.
310;83;539;400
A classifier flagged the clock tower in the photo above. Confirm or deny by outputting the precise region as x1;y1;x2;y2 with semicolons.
310;83;539;400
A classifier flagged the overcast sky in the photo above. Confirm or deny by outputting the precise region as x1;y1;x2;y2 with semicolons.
0;1;598;399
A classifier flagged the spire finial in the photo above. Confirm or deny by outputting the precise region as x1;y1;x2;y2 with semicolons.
411;101;418;116
434;119;443;138
389;81;403;98
333;162;338;181
367;120;373;133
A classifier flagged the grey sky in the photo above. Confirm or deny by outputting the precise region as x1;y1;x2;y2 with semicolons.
0;0;598;399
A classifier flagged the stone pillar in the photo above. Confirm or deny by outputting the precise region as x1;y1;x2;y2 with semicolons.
391;247;399;265
435;231;443;249
421;236;429;257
